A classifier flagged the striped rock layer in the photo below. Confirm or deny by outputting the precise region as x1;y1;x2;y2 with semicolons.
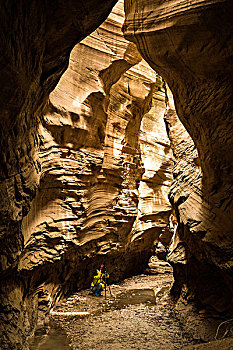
124;0;233;315
20;0;172;314
0;1;173;348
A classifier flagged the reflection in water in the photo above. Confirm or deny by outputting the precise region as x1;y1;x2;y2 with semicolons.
29;322;70;350
109;288;156;309
90;288;157;317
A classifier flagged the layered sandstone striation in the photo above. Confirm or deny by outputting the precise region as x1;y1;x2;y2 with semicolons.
0;0;117;348
124;0;233;314
0;1;173;348
0;0;118;271
2;0;232;347
20;0;172;316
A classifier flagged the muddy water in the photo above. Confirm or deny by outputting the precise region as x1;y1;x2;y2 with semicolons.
107;288;156;308
90;288;157;316
29;322;70;350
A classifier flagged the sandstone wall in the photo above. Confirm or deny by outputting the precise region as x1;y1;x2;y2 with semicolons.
2;0;232;347
0;0;118;272
0;1;119;348
19;0;172;317
0;1;173;348
124;0;233;314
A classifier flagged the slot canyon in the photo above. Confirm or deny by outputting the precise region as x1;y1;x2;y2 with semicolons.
0;0;232;349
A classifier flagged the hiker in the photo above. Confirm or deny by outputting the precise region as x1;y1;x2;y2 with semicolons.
91;264;109;297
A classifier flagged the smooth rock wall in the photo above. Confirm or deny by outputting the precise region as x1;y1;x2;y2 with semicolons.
123;0;233;314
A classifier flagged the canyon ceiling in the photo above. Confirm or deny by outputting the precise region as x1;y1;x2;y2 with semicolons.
0;0;233;349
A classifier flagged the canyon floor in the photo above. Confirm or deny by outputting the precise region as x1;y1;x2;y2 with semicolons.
29;258;233;350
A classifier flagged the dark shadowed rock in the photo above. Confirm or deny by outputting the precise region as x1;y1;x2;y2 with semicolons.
0;0;119;348
124;0;233;315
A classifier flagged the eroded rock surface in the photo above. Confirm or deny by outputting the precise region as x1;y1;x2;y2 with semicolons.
164;89;233;315
0;2;173;348
20;0;172;320
0;1;118;348
43;259;229;350
123;0;233;314
2;0;232;348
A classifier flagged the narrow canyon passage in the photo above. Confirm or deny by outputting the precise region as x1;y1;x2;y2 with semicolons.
29;260;180;349
0;0;233;349
29;258;228;350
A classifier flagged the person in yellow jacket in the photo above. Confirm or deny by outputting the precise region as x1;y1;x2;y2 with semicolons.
91;264;109;296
